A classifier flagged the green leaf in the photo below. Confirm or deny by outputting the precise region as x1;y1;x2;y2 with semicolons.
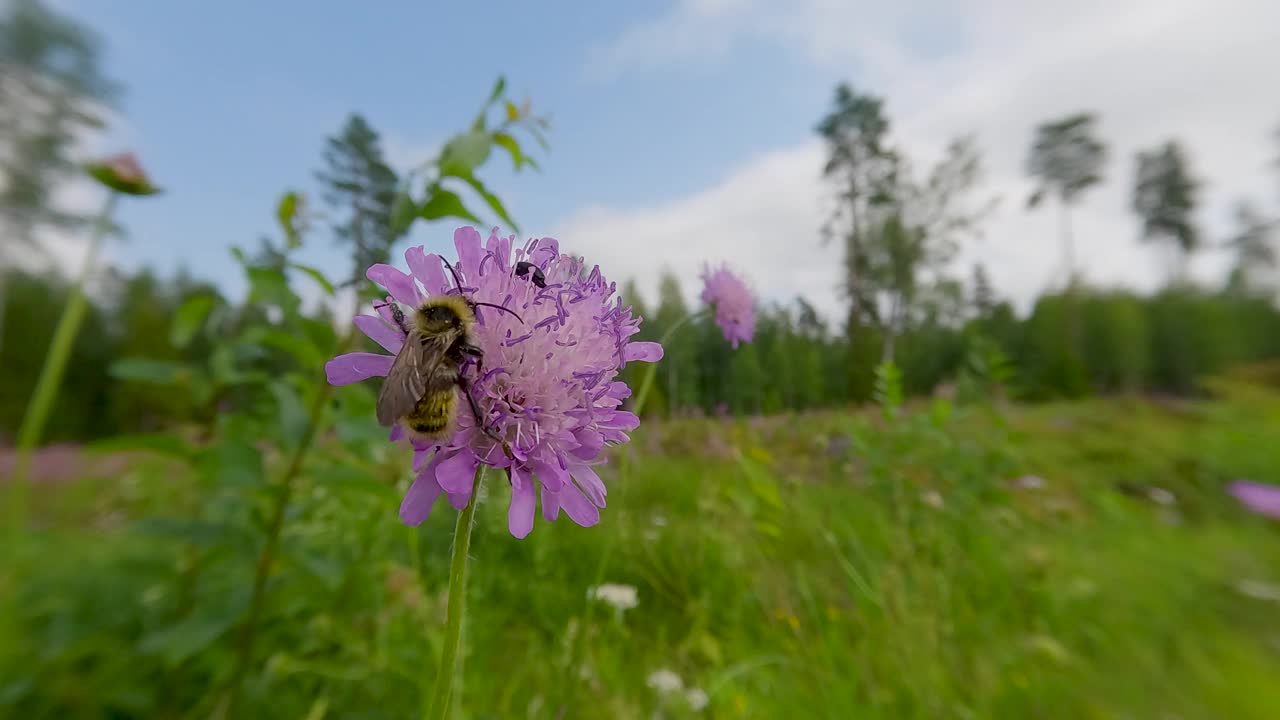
529;124;551;152
170;295;216;348
203;435;264;489
313;464;399;503
137;598;246;666
247;266;300;313
110;358;189;385
487;75;507;107
438;130;492;178
389;191;418;236
277;191;301;248
134;517;236;547
457;171;519;234
269;380;308;451
215;341;274;388
419;186;483;225
299;317;338;356
242;327;324;368
284;542;346;591
88;433;193;461
289;262;336;296
493;132;526;170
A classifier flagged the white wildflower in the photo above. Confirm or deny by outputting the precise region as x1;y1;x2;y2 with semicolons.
1235;579;1280;602
1013;475;1045;490
1148;487;1176;505
922;490;945;509
685;687;709;712
587;583;639;612
646;669;683;695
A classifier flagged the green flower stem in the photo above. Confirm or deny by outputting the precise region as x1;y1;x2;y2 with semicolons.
629;309;707;418
225;310;361;715
8;192;118;538
426;465;485;720
225;376;336;714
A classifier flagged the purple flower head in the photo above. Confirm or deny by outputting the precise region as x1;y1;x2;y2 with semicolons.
1228;480;1280;520
325;227;663;538
699;264;755;348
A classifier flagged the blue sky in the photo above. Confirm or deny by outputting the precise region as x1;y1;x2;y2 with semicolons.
61;0;844;302
51;0;1280;316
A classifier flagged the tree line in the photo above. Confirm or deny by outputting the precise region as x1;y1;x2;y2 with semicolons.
3;0;1280;443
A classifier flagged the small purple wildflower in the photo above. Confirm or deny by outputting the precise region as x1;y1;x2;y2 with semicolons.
699;264;755;348
325;227;663;538
1228;480;1280;520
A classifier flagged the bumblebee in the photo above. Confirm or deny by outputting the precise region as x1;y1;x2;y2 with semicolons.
375;260;519;443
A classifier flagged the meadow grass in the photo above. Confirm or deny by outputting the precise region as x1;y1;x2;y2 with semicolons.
3;377;1280;719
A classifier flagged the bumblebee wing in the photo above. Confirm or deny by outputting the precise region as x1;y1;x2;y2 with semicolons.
376;338;442;427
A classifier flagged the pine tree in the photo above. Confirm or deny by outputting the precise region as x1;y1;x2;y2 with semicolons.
316;114;401;286
0;0;118;254
971;262;996;321
1224;201;1277;296
1026;112;1108;286
1132;140;1200;283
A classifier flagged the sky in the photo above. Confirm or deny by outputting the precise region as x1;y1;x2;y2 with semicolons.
34;0;1280;322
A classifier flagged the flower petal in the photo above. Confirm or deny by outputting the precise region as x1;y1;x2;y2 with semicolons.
623;341;664;363
531;458;567;492
354;315;405;354
485;229;512;270
435;450;479;495
603;411;640;432
508;465;536;538
367;263;421;305
400;468;444;526
571;463;607;506
541;487;561;521
447;492;471;510
1230;481;1280;519
453;227;483;277
325;353;394;385
529;237;558;267
406;246;449;296
558;482;601;527
570;428;604;461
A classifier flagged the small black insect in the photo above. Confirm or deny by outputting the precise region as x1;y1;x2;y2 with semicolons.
515;260;547;288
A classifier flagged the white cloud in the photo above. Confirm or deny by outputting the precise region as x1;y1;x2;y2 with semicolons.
555;142;839;317
568;0;1279;318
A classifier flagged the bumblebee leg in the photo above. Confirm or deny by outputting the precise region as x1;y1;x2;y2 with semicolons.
457;343;485;376
457;374;502;444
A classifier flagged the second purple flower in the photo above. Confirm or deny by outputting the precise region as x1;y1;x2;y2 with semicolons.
700;264;755;348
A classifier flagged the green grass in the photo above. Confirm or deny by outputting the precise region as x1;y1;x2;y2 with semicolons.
4;380;1280;719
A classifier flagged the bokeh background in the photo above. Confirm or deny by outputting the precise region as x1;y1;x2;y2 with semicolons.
3;1;1280;718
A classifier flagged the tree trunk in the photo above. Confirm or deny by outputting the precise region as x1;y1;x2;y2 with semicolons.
1060;198;1082;377
880;294;899;364
1059;198;1075;289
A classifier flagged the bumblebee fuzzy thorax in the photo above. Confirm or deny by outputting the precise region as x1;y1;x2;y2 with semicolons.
413;295;475;337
